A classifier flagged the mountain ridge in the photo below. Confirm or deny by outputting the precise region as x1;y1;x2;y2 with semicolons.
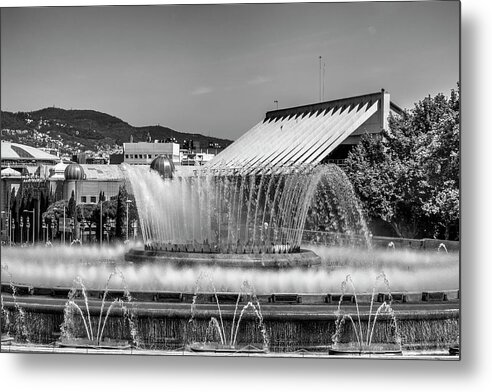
1;107;233;155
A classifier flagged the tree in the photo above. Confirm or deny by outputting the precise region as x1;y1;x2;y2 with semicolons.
67;190;76;218
115;185;129;240
345;85;459;240
76;203;97;242
418;87;460;239
9;187;17;242
94;196;117;244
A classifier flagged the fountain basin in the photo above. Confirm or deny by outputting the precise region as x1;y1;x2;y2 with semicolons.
188;342;268;354
56;337;131;350
328;343;403;356
124;248;322;268
1;294;459;352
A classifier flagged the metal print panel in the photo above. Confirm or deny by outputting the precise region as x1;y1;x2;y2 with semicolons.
0;1;460;360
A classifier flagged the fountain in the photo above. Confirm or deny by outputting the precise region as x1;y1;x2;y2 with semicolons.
186;277;269;353
438;243;448;253
123;160;369;269
329;273;402;355
0;157;460;356
1;265;30;344
57;270;139;349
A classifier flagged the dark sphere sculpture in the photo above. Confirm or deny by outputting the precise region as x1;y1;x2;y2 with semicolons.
64;163;85;180
150;155;175;179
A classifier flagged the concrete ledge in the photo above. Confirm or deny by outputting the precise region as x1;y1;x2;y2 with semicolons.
422;291;446;302
377;293;406;303
352;293;374;304
31;287;54;296
271;294;300;304
326;294;353;304
153;292;183;303
1;283;460;305
444;290;460;301
212;293;243;304
403;292;424;303
130;292;156;302
1;297;460;321
297;294;327;305
1;283;32;296
181;293;208;303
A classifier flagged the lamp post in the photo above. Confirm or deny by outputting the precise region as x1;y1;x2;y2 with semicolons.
50;222;55;243
9;212;12;246
104;222;110;244
20;216;23;245
24;210;35;245
0;211;5;243
62;207;66;245
26;216;31;244
70;221;74;243
42;222;47;243
126;199;132;241
100;199;110;246
11;219;15;245
132;220;137;240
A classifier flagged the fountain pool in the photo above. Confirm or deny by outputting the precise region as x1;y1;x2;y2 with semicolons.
0;162;459;354
0;244;458;294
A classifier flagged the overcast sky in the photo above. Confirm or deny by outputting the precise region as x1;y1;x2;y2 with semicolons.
1;1;459;140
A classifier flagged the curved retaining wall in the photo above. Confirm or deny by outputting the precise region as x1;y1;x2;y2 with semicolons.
1;288;459;352
1;283;460;305
124;248;322;268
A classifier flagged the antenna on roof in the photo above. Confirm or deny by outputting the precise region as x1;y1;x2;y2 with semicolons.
322;61;326;101
318;56;322;102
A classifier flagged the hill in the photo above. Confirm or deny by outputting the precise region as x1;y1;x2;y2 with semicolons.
0;107;232;156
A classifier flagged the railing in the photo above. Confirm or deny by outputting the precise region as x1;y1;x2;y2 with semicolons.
323;158;347;166
302;230;459;251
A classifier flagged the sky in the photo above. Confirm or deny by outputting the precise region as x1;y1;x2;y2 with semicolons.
1;1;460;140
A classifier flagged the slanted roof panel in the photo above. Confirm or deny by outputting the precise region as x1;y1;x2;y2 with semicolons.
207;97;379;172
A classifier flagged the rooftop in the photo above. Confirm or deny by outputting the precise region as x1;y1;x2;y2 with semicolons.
207;90;402;171
1;141;59;162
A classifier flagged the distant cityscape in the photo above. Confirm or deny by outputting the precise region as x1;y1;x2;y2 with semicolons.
1;107;232;164
0;107;233;244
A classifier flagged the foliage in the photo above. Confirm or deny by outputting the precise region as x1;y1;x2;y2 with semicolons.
115;185;129;239
114;185;138;240
345;86;459;240
67;190;76;218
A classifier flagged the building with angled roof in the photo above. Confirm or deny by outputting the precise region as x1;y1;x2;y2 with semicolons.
207;89;403;170
1;141;60;172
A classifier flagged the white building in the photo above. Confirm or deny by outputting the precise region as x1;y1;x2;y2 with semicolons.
180;151;216;166
123;142;180;165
